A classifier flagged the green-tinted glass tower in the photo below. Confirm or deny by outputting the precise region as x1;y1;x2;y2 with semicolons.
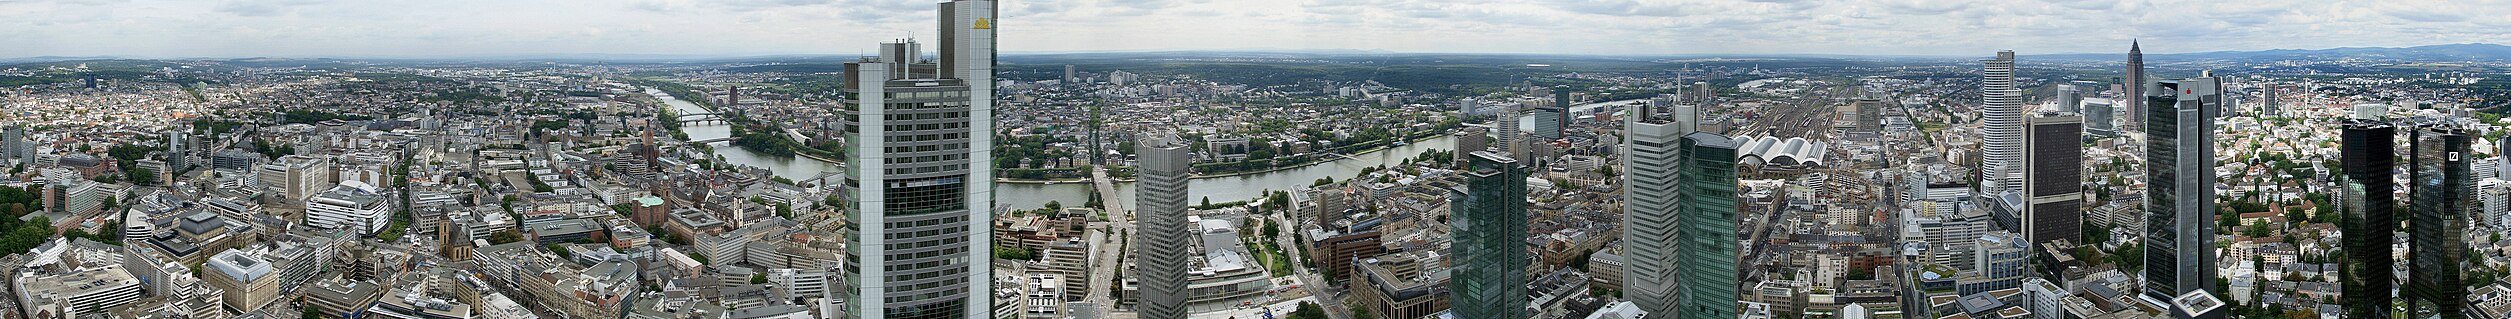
1450;151;1528;319
1675;131;1740;319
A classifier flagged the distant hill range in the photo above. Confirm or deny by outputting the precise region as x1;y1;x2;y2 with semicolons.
2034;43;2511;62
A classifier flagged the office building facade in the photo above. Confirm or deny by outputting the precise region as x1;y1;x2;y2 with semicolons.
204;250;280;313
2084;99;2117;135
165;129;189;174
2408;123;2472;319
1982;50;2024;196
1132;134;1190;319
2;124;25;163
2023;112;2084;247
1673;131;1741;319
1449;151;1528;319
1534;86;1568;141
1621;104;1697;314
2141;77;2218;309
259;155;332;203
305;182;392;235
2261;83;2280;117
837;1;996;317
2339;118;2396;319
1497;101;1522;160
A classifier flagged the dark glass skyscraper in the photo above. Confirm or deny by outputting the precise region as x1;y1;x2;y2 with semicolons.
1450;151;1528;319
2409;123;2472;319
2141;77;2216;309
2339;118;2395;319
2024;112;2083;247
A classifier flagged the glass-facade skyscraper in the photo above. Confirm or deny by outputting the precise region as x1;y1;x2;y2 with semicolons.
2409;123;2472;319
2141;77;2217;310
2339;118;2395;319
1449;151;1527;319
1534;86;1568;141
1674;131;1739;319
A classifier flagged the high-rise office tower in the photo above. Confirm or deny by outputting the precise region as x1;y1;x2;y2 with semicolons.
1693;81;1713;106
1555;86;1574;125
1132;134;1190;319
165;129;189;173
2125;41;2146;131
2023;111;2083;247
1621;102;1698;314
2056;84;2081;113
1981;50;2024;196
2202;71;2231;119
2070;80;2112;135
2260;84;2280;117
837;0;995;317
2408;123;2472;319
937;0;993;81
1673;131;1741;319
1497;101;1522;160
2339;116;2396;319
1063;65;1076;83
2085;99;2117;136
2140;77;2217;310
1534;86;1568;141
3;124;24;162
1450;151;1528;319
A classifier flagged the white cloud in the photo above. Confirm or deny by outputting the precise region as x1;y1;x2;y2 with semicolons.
1;0;2507;57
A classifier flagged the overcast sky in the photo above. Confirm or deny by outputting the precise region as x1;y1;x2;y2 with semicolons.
6;0;2511;58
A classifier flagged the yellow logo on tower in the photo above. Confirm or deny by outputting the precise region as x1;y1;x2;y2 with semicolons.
974;18;992;30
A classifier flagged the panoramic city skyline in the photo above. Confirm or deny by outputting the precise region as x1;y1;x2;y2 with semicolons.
8;0;2511;58
11;1;2511;319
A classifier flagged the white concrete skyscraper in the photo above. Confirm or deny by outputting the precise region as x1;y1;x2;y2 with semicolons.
1132;133;1191;319
1497;100;1521;160
1981;50;2023;196
1621;102;1696;314
837;0;995;318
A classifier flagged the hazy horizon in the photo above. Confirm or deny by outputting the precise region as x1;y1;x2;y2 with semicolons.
5;0;2509;58
12;42;2511;62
